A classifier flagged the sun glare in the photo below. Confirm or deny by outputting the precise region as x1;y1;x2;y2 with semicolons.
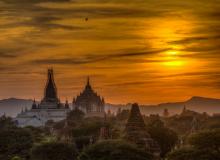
163;60;184;67
139;17;195;71
166;50;178;55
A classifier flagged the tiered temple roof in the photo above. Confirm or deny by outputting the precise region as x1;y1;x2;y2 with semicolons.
73;78;105;114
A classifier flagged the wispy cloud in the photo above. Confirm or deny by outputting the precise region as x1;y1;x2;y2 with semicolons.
31;48;169;65
0;0;220;103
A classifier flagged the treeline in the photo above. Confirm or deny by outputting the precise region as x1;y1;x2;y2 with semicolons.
0;107;220;160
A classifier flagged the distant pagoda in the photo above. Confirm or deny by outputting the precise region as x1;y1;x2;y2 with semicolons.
72;77;105;117
190;116;199;134
124;103;160;157
99;114;111;140
15;69;70;127
163;108;170;117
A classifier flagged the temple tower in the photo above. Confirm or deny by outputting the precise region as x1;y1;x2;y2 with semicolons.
190;116;199;134
163;108;169;117
124;103;160;157
99;114;111;140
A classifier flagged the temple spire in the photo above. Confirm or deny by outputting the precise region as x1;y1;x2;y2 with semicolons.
32;98;37;109
85;76;92;91
44;68;58;101
65;99;69;109
87;76;90;85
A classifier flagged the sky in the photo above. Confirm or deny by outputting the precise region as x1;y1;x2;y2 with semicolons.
0;0;220;104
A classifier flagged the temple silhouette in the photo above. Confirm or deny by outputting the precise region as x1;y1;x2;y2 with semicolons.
15;69;106;127
16;69;70;127
124;103;160;158
72;77;105;117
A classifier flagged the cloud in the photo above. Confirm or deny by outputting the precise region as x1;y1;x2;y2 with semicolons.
0;52;18;58
105;80;152;87
31;48;169;65
17;16;85;31
0;47;25;58
169;35;220;45
1;0;71;4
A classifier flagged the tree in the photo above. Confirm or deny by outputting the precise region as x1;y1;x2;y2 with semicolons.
67;109;85;123
24;126;46;143
147;117;178;157
167;147;219;160
10;156;23;160
0;115;16;130
189;129;220;153
167;129;220;160
71;118;104;138
0;128;33;160
116;109;130;121
167;147;199;160
74;136;92;151
31;142;78;160
79;140;153;160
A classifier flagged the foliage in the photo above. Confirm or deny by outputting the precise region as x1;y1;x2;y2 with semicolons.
75;136;92;151
165;115;195;135
0;115;16;130
3;109;220;160
116;109;130;121
67;109;85;124
202;116;220;129
147;117;178;157
0;128;33;160
167;129;220;160
167;147;200;160
31;142;78;160
79;140;153;160
71;118;104;138
167;147;219;160
188;129;220;153
24;126;46;143
10;156;23;160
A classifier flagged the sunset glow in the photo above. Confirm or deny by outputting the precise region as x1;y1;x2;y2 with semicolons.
0;0;220;104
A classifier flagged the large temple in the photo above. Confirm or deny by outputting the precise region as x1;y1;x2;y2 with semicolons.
15;69;70;127
72;78;105;117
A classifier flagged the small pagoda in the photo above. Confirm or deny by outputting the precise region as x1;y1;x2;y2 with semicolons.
99;114;111;140
124;103;160;157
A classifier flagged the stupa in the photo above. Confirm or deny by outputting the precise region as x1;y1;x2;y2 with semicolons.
124;103;160;157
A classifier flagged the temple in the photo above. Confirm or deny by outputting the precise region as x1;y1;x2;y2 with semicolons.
72;77;105;117
15;69;70;127
124;103;160;157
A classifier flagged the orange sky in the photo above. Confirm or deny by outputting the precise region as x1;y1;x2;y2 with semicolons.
0;0;220;104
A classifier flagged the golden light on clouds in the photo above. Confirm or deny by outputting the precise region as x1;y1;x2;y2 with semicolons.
0;0;220;104
139;18;196;71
